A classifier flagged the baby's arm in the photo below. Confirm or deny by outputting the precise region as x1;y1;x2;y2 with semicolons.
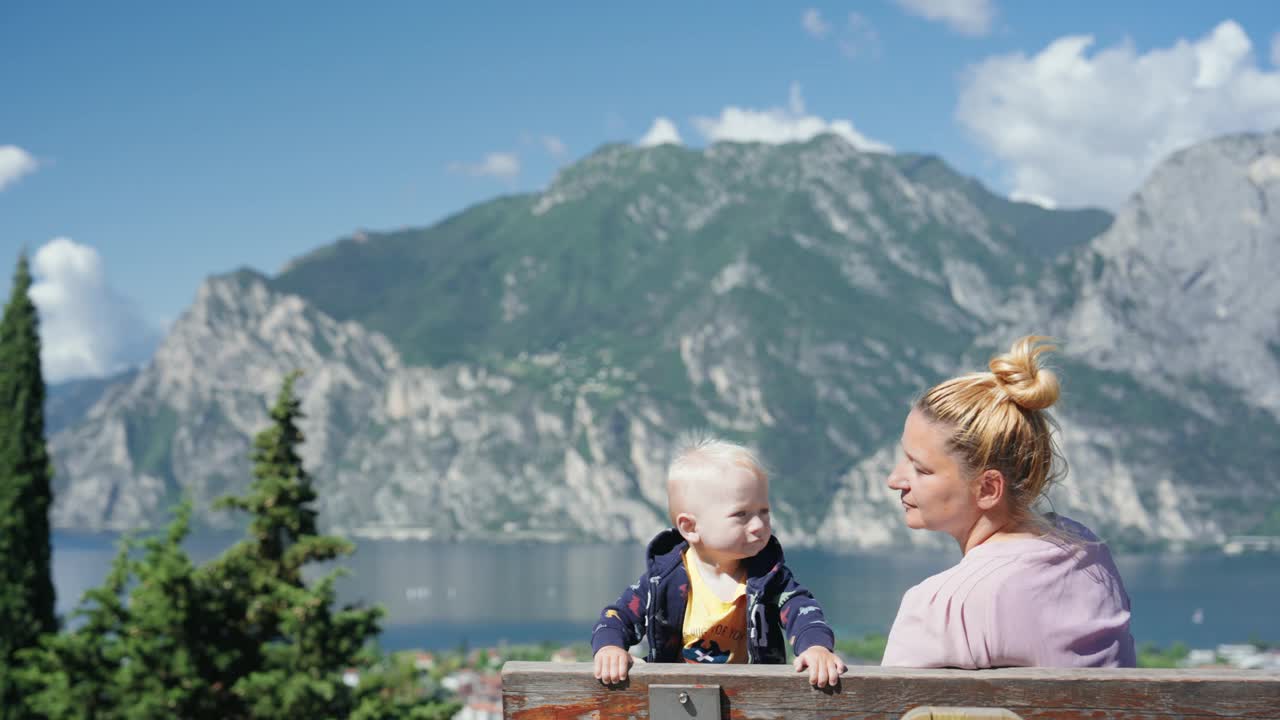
591;576;648;684
776;567;845;687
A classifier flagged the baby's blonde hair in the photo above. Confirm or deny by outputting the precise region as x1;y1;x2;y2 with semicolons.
666;432;768;525
916;336;1065;527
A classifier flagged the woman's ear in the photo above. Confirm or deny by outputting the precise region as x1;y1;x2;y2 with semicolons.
975;469;1006;510
676;512;698;543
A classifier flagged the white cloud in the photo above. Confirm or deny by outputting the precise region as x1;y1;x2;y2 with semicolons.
0;145;38;191
895;0;994;37
839;12;881;59
541;135;568;159
638;117;683;147
806;11;880;59
692;83;892;153
1008;190;1057;209
788;83;805;115
802;8;830;38
1270;31;1280;68
449;152;521;180
28;237;161;383
957;20;1280;209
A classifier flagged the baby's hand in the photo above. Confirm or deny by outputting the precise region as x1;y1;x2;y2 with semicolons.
793;646;846;688
593;646;634;685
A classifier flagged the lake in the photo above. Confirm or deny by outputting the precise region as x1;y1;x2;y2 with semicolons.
52;532;1279;652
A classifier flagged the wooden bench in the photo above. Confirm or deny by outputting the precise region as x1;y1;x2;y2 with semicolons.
501;662;1280;719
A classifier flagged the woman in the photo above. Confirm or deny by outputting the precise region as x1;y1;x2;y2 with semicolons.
881;336;1136;668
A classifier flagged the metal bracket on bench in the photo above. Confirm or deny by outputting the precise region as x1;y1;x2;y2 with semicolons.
648;684;722;719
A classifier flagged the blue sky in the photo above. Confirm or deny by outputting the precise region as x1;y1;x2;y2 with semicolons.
2;1;1279;381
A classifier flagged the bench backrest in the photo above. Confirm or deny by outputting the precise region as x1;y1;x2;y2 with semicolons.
501;662;1280;719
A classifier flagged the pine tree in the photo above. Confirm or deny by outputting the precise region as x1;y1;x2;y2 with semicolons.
204;368;368;712
18;536;131;720
0;253;57;718
22;372;442;718
23;505;220;719
210;370;444;718
217;370;348;578
211;370;379;716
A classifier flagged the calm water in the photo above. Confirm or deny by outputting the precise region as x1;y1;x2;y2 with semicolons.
52;533;1279;652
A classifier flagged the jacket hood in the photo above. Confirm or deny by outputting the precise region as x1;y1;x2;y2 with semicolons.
644;528;787;587
645;528;689;577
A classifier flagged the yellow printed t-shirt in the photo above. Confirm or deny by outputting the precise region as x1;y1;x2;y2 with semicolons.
681;551;748;664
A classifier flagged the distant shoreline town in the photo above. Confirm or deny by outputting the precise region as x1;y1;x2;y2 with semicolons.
1220;536;1280;555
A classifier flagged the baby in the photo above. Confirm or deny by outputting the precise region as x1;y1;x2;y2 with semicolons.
591;435;845;687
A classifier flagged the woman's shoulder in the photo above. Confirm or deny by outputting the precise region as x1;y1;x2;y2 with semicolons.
1042;513;1104;544
903;516;1122;607
974;517;1130;609
969;514;1109;564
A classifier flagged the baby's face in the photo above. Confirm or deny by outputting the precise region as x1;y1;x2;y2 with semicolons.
685;465;771;561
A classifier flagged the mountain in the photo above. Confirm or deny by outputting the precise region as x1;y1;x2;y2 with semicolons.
48;133;1280;549
46;369;138;436
1062;132;1280;415
887;153;1112;258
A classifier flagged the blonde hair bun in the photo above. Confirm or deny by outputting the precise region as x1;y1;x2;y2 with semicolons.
988;335;1060;411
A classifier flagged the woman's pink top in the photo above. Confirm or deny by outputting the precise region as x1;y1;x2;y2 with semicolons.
882;516;1136;668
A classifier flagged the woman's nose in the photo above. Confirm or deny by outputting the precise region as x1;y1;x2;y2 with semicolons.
887;463;909;490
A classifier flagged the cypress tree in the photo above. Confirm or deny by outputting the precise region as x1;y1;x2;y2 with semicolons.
0;253;57;717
